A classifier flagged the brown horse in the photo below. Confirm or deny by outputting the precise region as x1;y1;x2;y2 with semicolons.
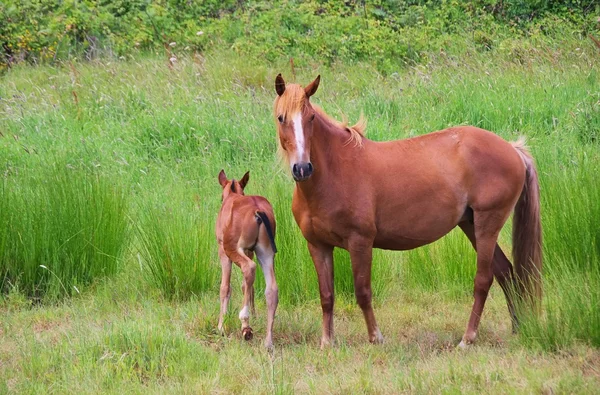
216;170;279;348
273;74;542;348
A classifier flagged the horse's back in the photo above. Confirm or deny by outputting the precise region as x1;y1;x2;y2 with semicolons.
401;126;527;210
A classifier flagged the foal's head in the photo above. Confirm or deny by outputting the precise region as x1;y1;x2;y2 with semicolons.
273;74;320;182
218;169;249;200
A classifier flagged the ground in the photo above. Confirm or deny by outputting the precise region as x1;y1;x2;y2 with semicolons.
2;273;598;393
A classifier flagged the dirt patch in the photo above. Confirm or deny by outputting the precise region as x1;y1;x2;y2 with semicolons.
581;350;600;379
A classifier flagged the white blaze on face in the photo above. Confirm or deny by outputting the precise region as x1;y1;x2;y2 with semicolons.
292;112;305;163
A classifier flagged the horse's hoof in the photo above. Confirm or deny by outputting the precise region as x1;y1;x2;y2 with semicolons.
242;327;253;341
457;340;471;349
320;338;334;350
370;328;385;344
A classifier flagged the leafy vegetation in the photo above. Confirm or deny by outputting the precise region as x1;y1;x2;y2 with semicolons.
1;0;598;72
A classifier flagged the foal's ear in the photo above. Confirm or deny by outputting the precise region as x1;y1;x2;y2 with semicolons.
218;169;228;188
239;171;250;189
305;75;320;98
275;74;286;96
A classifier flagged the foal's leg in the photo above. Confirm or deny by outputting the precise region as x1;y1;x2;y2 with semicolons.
245;249;256;316
459;211;504;348
459;222;519;332
231;249;257;340
307;242;335;349
217;246;233;333
348;238;384;344
255;244;279;349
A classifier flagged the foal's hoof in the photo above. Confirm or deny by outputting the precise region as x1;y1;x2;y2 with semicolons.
242;327;253;341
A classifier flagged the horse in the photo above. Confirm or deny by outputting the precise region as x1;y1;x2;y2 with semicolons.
272;74;542;348
216;169;279;348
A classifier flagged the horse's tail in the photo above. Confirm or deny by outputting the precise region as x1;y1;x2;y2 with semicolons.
255;211;277;253
511;138;543;311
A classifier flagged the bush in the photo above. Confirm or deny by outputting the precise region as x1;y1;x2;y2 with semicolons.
1;0;597;73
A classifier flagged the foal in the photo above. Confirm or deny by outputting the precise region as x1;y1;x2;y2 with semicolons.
216;170;279;348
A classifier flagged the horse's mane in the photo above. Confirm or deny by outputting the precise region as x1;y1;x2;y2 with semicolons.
273;84;366;148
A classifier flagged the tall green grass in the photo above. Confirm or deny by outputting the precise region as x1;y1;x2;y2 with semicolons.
135;198;219;300
517;146;600;349
0;162;129;300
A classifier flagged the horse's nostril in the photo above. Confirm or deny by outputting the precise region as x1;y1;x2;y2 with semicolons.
292;164;298;174
307;162;313;172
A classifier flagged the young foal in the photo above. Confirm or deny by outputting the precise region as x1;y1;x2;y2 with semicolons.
216;170;279;348
273;74;542;349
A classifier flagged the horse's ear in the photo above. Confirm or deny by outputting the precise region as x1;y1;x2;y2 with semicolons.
305;75;320;98
218;169;228;188
239;171;250;189
275;74;286;96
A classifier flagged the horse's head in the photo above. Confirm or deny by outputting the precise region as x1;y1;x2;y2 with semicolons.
218;169;249;200
273;74;320;182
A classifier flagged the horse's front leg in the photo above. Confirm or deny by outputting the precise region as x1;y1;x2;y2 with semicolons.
348;238;384;344
307;242;335;349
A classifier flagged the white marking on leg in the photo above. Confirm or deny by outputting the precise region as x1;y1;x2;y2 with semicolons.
239;305;249;320
292;112;304;162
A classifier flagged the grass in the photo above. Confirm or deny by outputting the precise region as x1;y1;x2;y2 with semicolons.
1;281;599;393
0;160;129;300
135;196;218;300
0;39;599;391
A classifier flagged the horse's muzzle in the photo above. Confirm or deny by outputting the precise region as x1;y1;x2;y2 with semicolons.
292;162;313;181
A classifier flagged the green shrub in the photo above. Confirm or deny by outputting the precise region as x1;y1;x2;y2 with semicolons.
1;0;597;73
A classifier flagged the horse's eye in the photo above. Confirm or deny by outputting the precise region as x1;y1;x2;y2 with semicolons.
309;113;315;122
277;115;284;124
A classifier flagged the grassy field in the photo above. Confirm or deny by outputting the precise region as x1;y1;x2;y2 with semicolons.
1;40;599;392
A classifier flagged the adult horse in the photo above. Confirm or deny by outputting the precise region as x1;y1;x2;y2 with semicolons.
273;74;542;348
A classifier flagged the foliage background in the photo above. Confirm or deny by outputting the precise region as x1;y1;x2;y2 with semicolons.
1;0;599;72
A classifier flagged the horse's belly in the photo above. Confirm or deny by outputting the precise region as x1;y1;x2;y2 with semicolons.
372;206;462;251
373;232;444;251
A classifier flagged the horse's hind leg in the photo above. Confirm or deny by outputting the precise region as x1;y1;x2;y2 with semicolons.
490;247;519;332
231;249;257;341
255;244;279;349
244;249;256;315
459;221;519;333
217;245;233;334
459;210;507;347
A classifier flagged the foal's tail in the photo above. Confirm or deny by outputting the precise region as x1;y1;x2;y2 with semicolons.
255;211;277;253
511;138;543;311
